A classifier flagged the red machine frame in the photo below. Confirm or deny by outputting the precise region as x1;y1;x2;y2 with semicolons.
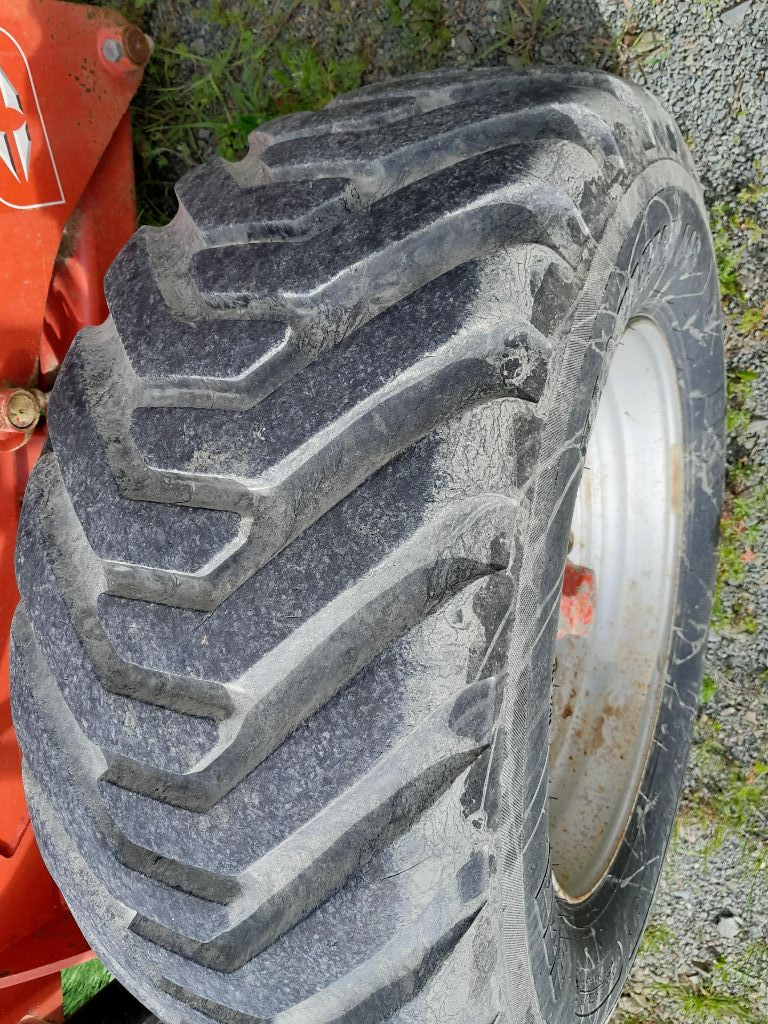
0;3;147;1020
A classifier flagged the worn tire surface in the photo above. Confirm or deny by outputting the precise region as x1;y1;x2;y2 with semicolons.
11;68;724;1024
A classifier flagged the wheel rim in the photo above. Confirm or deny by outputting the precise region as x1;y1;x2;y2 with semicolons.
549;316;684;902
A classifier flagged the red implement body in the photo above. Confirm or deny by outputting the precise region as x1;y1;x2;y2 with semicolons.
0;2;147;1019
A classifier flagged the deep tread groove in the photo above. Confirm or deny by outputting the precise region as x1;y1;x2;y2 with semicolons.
130;679;496;968
101;496;517;809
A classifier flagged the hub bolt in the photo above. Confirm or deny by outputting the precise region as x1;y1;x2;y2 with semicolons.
101;37;124;63
102;26;152;67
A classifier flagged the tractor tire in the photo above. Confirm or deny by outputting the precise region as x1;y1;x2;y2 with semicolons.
11;68;724;1024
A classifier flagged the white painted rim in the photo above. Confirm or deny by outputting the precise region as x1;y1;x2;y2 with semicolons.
549;317;684;902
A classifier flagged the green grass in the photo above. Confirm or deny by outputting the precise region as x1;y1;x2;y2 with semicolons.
710;175;767;332
651;984;764;1024
61;959;113;1016
98;0;468;222
712;368;764;636
700;674;719;705
640;920;676;954
127;1;369;222
477;0;561;64
649;942;768;1024
385;0;452;62
619;931;768;1024
686;714;768;860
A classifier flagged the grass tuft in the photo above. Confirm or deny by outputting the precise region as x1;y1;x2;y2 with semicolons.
478;0;561;64
712;369;764;637
686;714;768;859
129;2;368;221
710;174;767;332
62;959;113;1016
651;942;768;1024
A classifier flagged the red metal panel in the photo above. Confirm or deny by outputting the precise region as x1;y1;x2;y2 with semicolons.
0;3;147;1019
0;0;145;390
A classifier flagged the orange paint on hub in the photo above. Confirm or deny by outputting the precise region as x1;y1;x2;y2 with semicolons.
558;560;596;640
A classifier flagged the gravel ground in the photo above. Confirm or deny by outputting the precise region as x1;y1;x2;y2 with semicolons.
92;0;768;1019
573;0;767;203
574;11;768;1014
608;7;768;1017
620;321;768;1021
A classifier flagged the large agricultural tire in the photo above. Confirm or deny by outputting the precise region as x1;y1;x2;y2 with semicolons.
11;68;724;1024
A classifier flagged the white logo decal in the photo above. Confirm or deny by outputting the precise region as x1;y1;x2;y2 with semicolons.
0;66;32;182
0;27;65;210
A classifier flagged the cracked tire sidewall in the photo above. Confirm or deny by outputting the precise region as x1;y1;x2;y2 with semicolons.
497;164;725;1023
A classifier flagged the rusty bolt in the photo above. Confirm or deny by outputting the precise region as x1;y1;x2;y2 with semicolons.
7;390;38;429
122;25;152;65
2;388;46;432
101;37;124;63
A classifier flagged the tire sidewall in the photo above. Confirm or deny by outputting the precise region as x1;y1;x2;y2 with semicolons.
495;161;725;1023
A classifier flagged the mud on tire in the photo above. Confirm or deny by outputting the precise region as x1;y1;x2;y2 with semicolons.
11;68;724;1024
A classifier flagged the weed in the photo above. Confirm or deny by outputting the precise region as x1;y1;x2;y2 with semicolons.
710;174;767;329
738;303;768;333
651;943;768;1024
640;921;676;953
589;2;670;78
386;0;452;61
712;366;764;636
127;2;368;221
700;675;719;705
619;27;669;76
617;943;768;1024
478;0;561;64
652;982;763;1024
686;714;768;857
726;370;758;435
